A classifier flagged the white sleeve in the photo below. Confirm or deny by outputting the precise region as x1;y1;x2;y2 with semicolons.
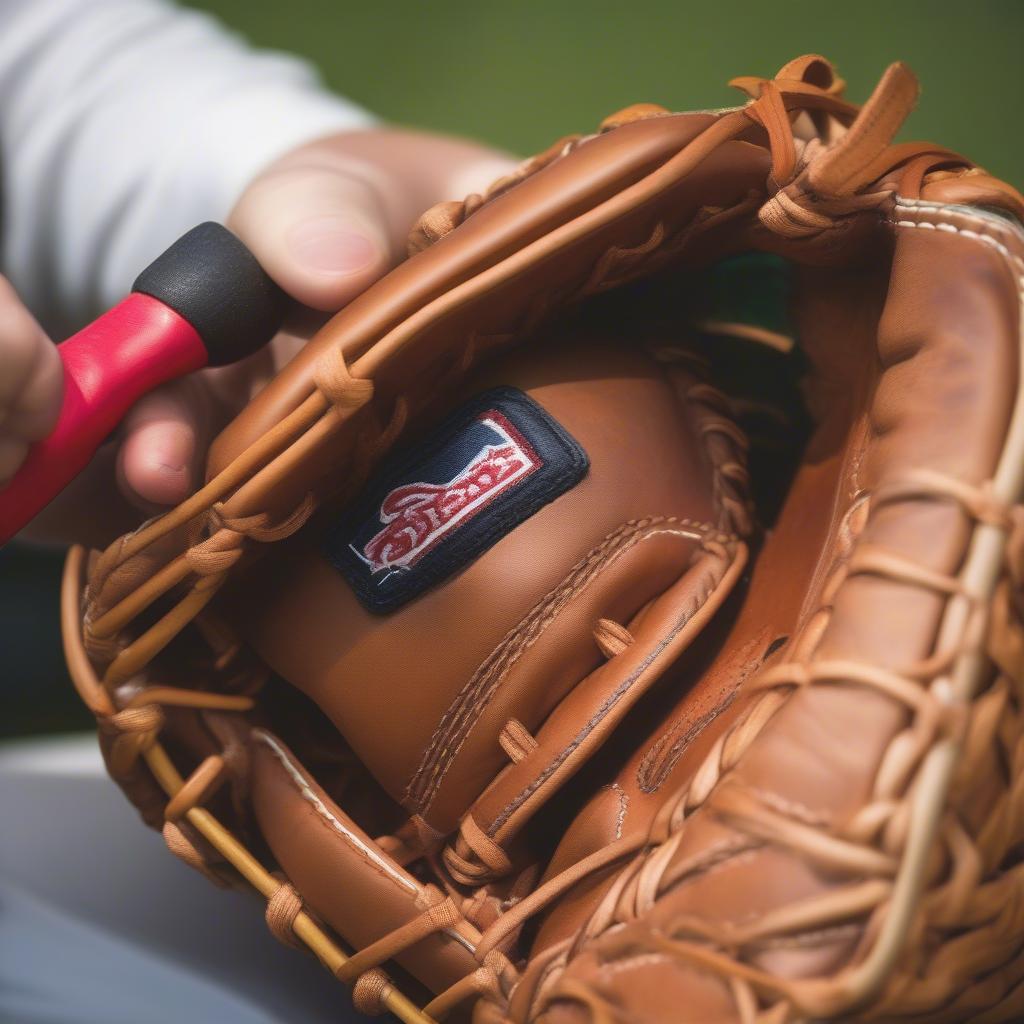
0;0;375;336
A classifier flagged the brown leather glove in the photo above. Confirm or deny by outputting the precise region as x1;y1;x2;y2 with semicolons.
64;55;1024;1023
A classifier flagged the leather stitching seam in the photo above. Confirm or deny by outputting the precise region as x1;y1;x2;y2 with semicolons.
405;517;729;814
254;730;419;895
488;552;728;837
531;203;1024;1011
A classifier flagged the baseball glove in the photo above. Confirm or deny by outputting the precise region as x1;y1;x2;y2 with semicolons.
63;55;1024;1023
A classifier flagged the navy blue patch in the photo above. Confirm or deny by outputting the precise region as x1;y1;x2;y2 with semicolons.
325;387;588;613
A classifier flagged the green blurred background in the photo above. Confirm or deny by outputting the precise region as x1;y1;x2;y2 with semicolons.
189;0;1023;179
2;0;1021;739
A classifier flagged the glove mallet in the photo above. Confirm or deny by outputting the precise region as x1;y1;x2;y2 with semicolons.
0;223;286;543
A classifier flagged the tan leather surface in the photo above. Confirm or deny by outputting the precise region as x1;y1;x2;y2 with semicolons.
248;729;483;991
208;113;721;477
531;258;891;951
517;205;1024;1023
235;336;723;838
63;55;1024;1024
470;541;744;856
201;125;770;536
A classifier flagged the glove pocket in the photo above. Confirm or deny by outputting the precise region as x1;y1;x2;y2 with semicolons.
444;531;748;885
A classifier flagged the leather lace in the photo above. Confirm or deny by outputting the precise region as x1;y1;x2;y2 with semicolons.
516;470;1023;1023
61;54;1024;1024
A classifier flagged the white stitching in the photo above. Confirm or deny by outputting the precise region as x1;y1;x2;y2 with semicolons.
896;197;1023;232
897;196;1022;226
254;732;482;959
602;952;677;977
608;782;630;840
893;219;1024;283
254;729;419;894
893;202;1024;283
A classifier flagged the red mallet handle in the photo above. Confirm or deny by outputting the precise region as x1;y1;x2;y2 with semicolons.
0;223;286;543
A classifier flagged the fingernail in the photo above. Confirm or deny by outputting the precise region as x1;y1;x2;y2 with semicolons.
287;217;379;274
146;427;193;475
131;426;194;504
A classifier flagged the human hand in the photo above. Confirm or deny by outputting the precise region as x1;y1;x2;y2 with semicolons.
0;277;64;492
14;129;516;544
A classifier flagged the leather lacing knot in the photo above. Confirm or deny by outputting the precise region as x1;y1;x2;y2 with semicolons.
207;495;316;545
263;871;404;1014
266;878;306;949
274;877;513;1019
185;528;245;578
424;950;508;1020
352;969;392;1016
314;345;375;411
444;815;513;886
101;703;165;776
182;498;315;595
334;888;461;988
758;182;838;238
739;60;937;242
82;619;123;663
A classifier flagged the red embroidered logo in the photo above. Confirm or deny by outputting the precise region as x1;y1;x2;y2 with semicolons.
355;412;541;574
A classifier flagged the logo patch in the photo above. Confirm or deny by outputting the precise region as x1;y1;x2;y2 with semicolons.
325;387;588;613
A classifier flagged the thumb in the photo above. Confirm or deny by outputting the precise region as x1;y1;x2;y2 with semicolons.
229;161;393;312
